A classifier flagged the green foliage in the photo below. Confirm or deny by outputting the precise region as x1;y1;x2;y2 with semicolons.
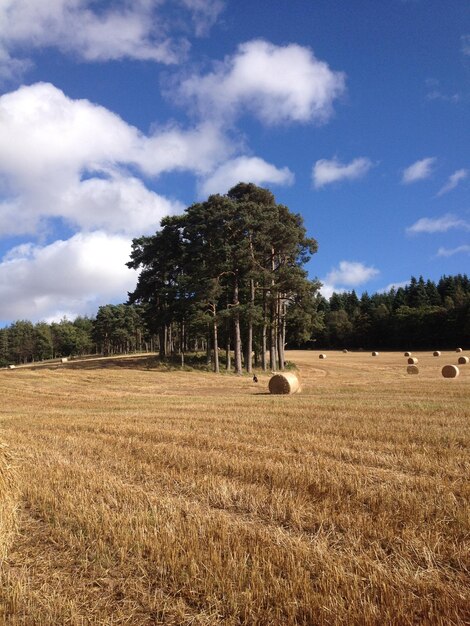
312;274;470;349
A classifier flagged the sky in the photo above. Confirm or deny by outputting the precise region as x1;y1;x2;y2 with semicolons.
0;0;469;324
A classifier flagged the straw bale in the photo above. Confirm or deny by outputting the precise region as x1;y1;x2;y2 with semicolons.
319;354;326;359
7;365;15;369
404;352;411;357
441;365;459;378
0;444;17;564
407;365;419;375
61;357;68;363
268;372;300;395
371;351;379;356
456;348;463;353
458;356;469;365
433;351;441;357
342;349;348;353
407;357;418;365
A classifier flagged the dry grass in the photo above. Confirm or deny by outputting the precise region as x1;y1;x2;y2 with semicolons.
0;350;469;625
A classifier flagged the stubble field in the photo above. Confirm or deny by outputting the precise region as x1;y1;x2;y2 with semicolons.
0;350;469;625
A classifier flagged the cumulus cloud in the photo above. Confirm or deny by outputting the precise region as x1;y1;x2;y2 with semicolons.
436;245;470;257
312;157;373;189
177;39;346;125
0;0;225;78
0;82;230;236
406;213;470;234
325;261;379;288
199;156;294;197
0;232;138;321
402;157;436;184
437;169;468;196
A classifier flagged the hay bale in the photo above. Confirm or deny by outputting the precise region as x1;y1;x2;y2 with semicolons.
319;354;326;359
458;356;469;365
404;352;411;357
61;357;68;363
7;365;15;369
433;351;441;357
407;365;419;375
0;444;17;564
342;349;348;353
442;365;459;378
456;348;463;353
371;351;379;357
407;357;418;365
268;372;300;395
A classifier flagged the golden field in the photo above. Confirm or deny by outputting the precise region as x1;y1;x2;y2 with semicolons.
0;350;469;626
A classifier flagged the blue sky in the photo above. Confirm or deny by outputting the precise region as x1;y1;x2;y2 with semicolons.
0;0;469;324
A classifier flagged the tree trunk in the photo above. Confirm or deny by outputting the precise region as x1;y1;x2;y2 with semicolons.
213;313;219;373
245;279;255;373
233;276;242;375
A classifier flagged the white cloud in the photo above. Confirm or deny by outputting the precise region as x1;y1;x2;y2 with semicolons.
436;245;470;257
402;157;436;184
0;0;225;78
406;213;470;234
461;34;470;56
199;156;294;197
437;169;468;196
312;157;373;189
380;281;408;293
0;82;229;236
177;39;346;125
0;232;138;321
325;261;379;288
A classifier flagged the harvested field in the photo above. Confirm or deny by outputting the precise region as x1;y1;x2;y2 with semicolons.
0;350;469;625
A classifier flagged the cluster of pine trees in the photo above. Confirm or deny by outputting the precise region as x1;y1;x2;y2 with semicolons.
312;275;470;350
127;184;318;373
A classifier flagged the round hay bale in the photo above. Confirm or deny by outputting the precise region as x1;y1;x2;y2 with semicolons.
407;357;418;365
61;357;68;363
442;365;459;378
319;354;326;359
371;351;379;357
0;444;17;563
407;365;419;375
7;364;15;369
268;372;300;395
456;348;463;353
433;351;441;357
342;349;348;353
458;356;469;365
404;352;411;357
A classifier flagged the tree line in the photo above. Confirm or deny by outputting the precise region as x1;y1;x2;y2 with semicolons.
310;274;470;350
1;182;468;367
1;275;468;367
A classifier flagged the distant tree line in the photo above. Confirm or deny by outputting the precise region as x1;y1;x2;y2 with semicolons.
1;275;469;368
308;274;470;350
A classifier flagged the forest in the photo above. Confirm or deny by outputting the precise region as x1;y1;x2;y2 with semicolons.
1;184;469;368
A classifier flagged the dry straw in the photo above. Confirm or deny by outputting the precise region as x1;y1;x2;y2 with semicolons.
433;351;441;357
0;444;17;565
372;352;379;356
458;356;469;365
442;365;459;378
7;365;15;369
319;354;326;359
342;349;348;353
407;365;419;375
456;348;463;353
407;357;418;365
404;352;411;357
61;357;68;363
268;372;301;395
